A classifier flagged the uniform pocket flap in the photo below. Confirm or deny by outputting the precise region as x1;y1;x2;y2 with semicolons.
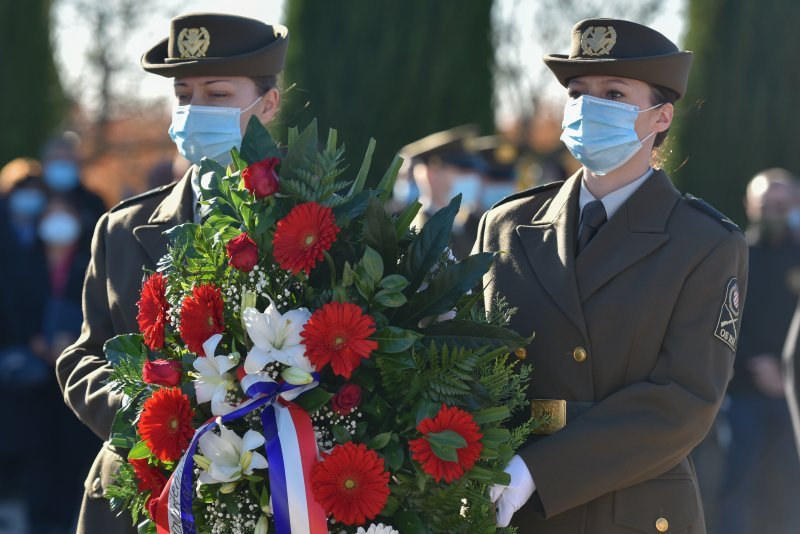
613;477;699;533
83;443;125;499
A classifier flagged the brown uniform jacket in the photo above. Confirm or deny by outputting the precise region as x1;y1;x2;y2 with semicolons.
56;173;193;534
473;169;748;533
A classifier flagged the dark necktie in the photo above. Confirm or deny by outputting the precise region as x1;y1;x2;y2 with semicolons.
576;199;607;255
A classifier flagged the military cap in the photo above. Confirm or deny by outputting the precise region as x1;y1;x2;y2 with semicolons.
543;18;693;98
400;124;485;169
467;136;518;181
142;13;288;78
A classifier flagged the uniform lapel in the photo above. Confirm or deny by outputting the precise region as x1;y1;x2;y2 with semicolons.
575;169;679;301
516;171;588;340
133;171;195;266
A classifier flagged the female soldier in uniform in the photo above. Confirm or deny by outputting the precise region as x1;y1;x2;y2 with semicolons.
56;13;287;533
478;18;749;533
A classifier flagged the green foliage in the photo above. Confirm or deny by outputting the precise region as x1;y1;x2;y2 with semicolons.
106;461;150;526
668;0;800;225
281;0;494;184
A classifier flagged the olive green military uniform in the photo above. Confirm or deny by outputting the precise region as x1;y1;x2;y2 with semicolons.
473;169;748;532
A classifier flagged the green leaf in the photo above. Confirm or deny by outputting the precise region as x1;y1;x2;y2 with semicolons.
363;197;398;275
395;200;422;240
367;432;392;450
198;158;228;186
472;406;510;425
372;326;420;353
342;261;355;287
331;424;352;444
109;395;140;449
426;429;468;449
380;274;410;291
240;115;281;165
282;119;318;180
292;388;334;413
376;154;403;201
422;320;531;351
481;427;511;442
105;334;145;367
127;441;152;460
381;494;400;517
393;510;428;533
381;438;404;472
350;138;376;196
164;222;198;251
325;127;338;154
396;252;494;327
360;246;384;285
331;190;371;226
373;289;407;308
415;400;441;425
403;195;460;293
375;351;417;371
427;439;458;463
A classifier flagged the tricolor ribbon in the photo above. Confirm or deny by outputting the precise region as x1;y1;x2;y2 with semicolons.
154;374;328;534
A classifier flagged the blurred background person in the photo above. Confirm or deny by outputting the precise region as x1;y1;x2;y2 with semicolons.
715;168;800;534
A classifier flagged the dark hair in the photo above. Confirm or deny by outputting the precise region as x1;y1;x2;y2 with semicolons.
249;75;279;95
649;84;679;149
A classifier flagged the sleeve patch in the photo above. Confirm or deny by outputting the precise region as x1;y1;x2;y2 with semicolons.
714;277;741;351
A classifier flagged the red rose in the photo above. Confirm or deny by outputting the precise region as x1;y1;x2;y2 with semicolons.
226;233;259;272
330;383;362;415
142;359;183;387
242;157;280;198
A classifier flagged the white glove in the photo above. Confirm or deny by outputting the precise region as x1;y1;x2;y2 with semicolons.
489;455;535;527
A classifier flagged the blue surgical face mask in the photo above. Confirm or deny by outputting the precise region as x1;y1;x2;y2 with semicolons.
560;95;661;175
168;97;261;166
8;189;46;218
39;211;81;245
43;160;80;192
482;183;516;210
451;173;482;209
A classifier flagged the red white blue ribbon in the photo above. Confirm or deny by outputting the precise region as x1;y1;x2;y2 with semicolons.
154;375;328;534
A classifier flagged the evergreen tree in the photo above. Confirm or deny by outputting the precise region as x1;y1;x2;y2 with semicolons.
0;0;65;167
281;1;494;181
668;0;800;225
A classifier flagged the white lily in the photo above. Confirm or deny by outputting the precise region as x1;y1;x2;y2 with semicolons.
193;334;238;415
197;419;268;485
356;524;399;534
243;300;313;374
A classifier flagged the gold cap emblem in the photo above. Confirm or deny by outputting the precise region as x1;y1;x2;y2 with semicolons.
177;27;211;59
580;26;617;56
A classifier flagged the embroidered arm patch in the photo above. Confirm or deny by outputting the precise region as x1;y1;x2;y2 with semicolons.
714;278;741;351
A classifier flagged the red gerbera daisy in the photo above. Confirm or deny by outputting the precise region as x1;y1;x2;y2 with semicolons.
129;457;167;496
137;387;195;462
137;273;170;350
409;404;483;483
179;283;224;356
301;302;378;379
272;202;340;275
311;442;390;525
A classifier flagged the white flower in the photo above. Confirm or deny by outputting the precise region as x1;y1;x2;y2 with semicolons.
243;300;313;373
197;419;268;485
193;334;239;416
356;524;399;534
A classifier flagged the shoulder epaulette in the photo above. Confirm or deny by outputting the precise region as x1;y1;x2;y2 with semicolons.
491;180;564;210
684;194;743;234
109;182;177;213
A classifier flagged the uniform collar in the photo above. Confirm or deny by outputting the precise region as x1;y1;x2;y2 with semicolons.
579;167;654;221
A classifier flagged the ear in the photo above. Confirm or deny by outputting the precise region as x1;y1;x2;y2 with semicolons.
654;102;674;133
255;88;280;124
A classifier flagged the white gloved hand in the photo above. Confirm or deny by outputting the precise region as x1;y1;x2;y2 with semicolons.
489;455;535;527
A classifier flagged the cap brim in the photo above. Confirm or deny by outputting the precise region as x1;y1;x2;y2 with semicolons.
543;51;693;99
141;34;288;78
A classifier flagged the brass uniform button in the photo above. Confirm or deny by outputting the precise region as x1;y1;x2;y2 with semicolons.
573;347;587;362
515;347;527;359
655;517;669;532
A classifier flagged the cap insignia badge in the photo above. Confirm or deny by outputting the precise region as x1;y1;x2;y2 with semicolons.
580;26;617;56
177;27;211;59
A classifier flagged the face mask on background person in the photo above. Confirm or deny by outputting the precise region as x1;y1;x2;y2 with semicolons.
43;160;80;192
8;189;47;218
450;173;482;209
481;183;516;210
39;211;81;245
169;97;261;166
560;95;662;175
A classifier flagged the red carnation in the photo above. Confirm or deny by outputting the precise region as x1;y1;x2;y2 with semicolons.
301;302;377;379
409;404;483;483
331;383;362;415
129;457;167;497
179;283;224;356
142;359;183;387
137;273;170;350
272;202;340;275
311;442;390;525
137;387;195;462
242;157;280;198
226;233;259;272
